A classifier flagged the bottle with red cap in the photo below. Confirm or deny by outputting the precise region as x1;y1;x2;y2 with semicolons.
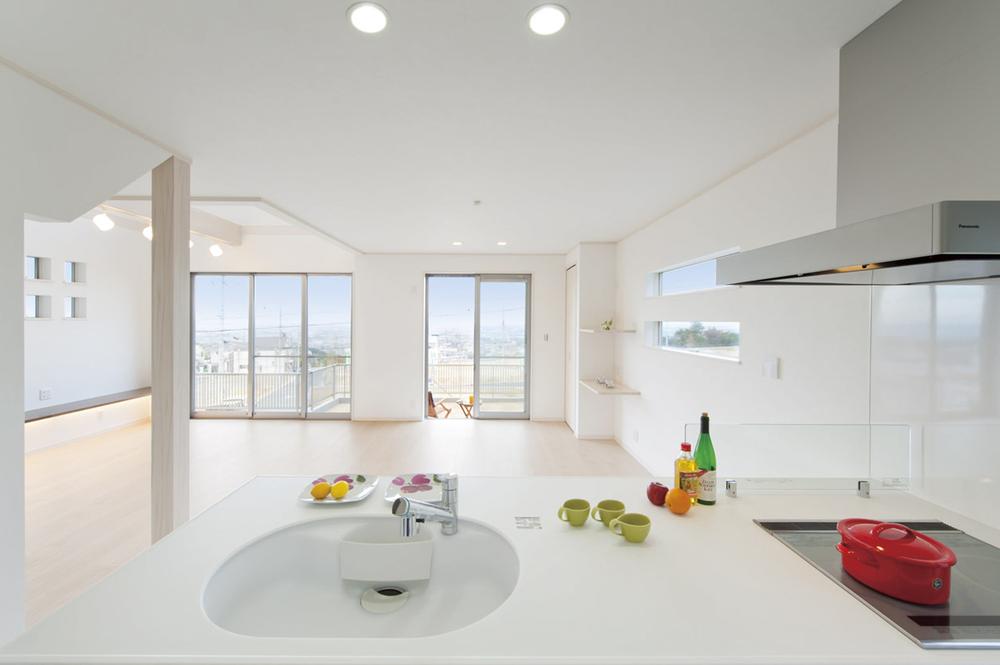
674;442;699;505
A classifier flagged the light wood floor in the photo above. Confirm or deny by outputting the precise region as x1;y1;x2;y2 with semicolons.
25;418;645;626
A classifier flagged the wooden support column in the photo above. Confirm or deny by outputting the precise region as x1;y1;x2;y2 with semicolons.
151;157;191;542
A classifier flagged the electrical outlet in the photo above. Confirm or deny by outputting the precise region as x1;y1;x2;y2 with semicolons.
543;333;549;342
38;388;52;401
632;429;639;443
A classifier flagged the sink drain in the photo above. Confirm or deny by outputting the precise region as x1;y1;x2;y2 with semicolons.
361;585;410;614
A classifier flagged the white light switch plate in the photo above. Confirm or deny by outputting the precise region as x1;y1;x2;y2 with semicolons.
762;356;780;380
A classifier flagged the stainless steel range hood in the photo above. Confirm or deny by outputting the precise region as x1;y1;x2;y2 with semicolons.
716;201;1000;286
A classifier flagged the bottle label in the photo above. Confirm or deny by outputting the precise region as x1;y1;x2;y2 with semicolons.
679;471;699;498
697;470;717;502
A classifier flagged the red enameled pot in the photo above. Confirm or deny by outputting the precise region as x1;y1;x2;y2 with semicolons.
836;519;957;605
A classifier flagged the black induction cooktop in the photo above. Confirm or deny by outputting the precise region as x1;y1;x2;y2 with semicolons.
755;519;1000;649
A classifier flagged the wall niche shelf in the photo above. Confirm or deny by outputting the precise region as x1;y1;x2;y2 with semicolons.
580;328;636;334
579;379;640;396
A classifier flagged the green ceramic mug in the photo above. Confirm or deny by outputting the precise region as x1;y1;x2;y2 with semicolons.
608;512;651;543
557;499;591;527
591;499;626;526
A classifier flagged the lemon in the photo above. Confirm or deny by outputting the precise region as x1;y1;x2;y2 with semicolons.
310;482;331;500
330;480;351;500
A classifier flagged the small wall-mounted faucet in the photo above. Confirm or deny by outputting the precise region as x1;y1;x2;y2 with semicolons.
392;474;458;537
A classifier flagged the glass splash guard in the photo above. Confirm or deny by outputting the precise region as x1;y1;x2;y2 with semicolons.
681;423;913;492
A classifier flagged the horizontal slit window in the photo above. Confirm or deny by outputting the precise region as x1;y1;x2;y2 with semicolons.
657;321;740;361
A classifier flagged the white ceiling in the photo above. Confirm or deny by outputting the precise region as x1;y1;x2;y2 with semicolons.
0;0;895;254
108;198;293;229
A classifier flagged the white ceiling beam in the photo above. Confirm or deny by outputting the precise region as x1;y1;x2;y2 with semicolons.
189;207;242;246
99;201;243;246
111;195;361;255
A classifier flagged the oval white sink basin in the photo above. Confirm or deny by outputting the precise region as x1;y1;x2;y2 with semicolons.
203;516;519;638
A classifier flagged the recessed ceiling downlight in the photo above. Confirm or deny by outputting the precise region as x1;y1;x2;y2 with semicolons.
528;4;568;36
209;243;224;257
451;241;463;247
348;2;388;34
142;226;153;241
92;213;115;232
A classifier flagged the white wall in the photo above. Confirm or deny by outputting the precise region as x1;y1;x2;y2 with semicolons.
189;232;356;273
837;0;1000;225
24;396;151;454
574;243;618;438
191;237;564;422
353;254;564;421
615;119;872;476
2;64;167;224
1;62;167;645
24;218;151;411
0;201;25;645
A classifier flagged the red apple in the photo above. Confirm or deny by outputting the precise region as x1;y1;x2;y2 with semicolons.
647;481;669;506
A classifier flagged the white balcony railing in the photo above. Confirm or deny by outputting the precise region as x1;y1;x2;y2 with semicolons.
195;360;522;413
194;363;351;413
426;360;525;402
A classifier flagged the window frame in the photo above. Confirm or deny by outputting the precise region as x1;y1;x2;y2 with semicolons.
190;272;353;420
25;256;39;280
64;260;86;284
651;249;739;298
654;320;741;362
62;296;87;320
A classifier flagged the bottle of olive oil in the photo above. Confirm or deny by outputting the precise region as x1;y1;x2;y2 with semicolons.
674;442;699;505
694;412;717;505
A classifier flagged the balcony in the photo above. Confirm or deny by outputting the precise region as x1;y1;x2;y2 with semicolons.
194;360;525;417
194;363;351;414
427;359;526;418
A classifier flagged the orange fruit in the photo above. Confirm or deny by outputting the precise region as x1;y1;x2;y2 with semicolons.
666;487;692;515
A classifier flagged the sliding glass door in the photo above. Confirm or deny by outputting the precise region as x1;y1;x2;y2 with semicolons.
253;275;304;416
192;275;252;415
425;274;530;420
476;276;530;419
307;275;353;415
192;273;351;419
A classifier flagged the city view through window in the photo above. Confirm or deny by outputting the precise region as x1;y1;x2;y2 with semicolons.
426;275;529;418
193;274;351;417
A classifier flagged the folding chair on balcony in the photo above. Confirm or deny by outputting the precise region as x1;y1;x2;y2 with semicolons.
427;391;452;419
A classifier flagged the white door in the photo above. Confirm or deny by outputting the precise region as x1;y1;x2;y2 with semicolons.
564;264;578;433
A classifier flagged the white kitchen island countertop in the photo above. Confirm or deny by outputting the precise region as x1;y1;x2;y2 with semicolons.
3;475;1000;665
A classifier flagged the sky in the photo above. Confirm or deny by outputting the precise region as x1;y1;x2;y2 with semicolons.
195;273;525;342
427;276;526;335
194;274;352;337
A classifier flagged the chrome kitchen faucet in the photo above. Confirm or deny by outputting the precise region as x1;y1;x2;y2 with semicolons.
392;474;458;537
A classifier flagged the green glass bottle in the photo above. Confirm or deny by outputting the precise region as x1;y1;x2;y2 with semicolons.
694;411;717;505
